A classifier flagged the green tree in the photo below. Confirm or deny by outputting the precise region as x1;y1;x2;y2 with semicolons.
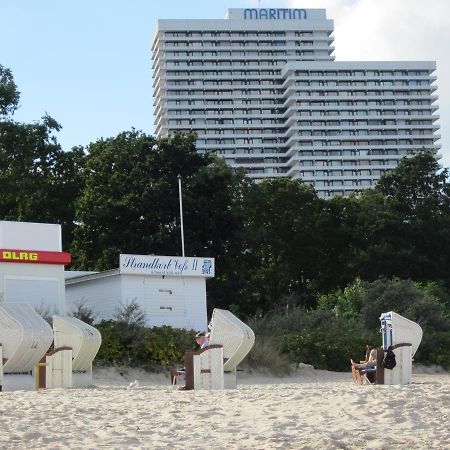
351;150;450;285
231;178;323;314
0;64;20;116
312;194;362;292
72;131;245;273
73;130;171;269
375;149;450;216
181;157;250;312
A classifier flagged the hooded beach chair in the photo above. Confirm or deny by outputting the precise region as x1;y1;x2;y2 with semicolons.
0;302;53;391
208;308;255;389
176;309;255;390
52;315;102;388
378;311;423;385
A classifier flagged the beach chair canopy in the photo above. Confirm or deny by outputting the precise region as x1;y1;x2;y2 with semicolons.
53;315;101;371
208;308;255;371
379;311;423;357
0;302;53;372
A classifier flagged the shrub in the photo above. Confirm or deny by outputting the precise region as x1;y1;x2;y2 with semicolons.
95;320;197;369
113;299;145;327
34;303;56;325
248;306;376;372
317;278;366;320
243;336;292;375
70;299;97;325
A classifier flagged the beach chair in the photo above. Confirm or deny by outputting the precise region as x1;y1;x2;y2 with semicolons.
52;315;102;388
182;345;224;390
37;346;73;389
208;308;255;389
379;311;422;385
0;302;53;391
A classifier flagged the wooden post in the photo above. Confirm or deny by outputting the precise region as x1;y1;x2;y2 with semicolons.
35;356;47;390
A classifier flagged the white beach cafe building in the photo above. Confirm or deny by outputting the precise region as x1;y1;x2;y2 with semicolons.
65;254;215;331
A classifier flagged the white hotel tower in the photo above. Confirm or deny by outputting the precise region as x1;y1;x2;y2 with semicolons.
152;8;440;197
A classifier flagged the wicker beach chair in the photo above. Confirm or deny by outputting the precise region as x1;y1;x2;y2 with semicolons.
352;312;423;386
208;308;255;389
52;315;102;388
181;344;225;390
0;302;53;391
379;311;422;385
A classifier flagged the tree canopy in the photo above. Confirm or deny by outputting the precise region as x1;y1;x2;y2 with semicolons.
0;64;20;116
71;131;247;271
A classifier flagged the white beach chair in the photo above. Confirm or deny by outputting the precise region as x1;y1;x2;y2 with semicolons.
192;345;225;390
40;346;73;389
52;315;102;388
0;302;53;391
379;311;423;385
208;308;255;388
179;345;224;390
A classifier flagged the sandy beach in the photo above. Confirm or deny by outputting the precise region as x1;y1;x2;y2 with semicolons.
0;367;449;450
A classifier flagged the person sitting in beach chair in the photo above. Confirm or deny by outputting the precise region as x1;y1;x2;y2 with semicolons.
170;331;209;385
195;331;210;349
351;345;377;384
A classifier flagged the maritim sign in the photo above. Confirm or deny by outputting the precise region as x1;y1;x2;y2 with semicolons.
119;254;215;278
244;8;307;20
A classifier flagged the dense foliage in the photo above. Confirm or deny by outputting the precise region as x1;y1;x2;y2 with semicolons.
70;301;197;369
95;321;197;369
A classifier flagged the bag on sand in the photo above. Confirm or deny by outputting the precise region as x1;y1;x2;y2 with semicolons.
382;348;396;370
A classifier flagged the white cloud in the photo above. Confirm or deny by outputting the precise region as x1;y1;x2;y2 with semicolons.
285;0;450;166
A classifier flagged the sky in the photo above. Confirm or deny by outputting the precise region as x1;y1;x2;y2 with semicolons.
1;0;450;165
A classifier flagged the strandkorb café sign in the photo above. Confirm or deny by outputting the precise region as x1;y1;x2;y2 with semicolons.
119;254;215;278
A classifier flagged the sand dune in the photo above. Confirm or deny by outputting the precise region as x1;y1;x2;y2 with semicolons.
0;367;449;449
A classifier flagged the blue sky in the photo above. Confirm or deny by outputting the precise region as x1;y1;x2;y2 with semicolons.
1;0;257;148
1;0;449;166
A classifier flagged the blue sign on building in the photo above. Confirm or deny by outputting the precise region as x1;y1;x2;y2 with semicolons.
244;8;307;20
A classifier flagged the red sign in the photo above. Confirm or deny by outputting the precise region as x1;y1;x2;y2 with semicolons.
0;249;72;265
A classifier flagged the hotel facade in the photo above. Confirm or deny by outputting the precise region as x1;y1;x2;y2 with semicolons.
152;8;440;197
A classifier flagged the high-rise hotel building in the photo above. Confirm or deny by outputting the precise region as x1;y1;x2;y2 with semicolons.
152;8;440;197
